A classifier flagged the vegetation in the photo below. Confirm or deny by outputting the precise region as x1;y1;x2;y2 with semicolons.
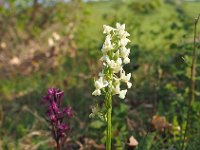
0;0;200;149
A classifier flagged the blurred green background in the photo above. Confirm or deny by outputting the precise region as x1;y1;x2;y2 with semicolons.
0;0;200;149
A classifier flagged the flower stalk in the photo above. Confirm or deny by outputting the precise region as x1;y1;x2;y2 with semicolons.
181;14;200;150
105;88;112;150
107;106;112;150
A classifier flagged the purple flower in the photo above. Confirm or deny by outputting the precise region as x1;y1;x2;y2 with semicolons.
63;107;73;118
48;88;56;95
57;123;69;138
49;114;57;122
41;88;73;145
58;123;69;130
51;101;59;113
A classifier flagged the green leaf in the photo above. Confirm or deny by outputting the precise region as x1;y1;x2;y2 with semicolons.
138;133;156;150
90;120;105;129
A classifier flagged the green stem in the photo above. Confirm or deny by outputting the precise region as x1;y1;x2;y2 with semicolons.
106;93;112;150
181;14;200;150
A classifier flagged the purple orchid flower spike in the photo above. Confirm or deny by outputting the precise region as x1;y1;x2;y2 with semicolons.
41;88;73;150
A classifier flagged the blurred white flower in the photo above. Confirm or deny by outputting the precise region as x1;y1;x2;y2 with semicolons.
52;32;60;41
0;42;7;49
176;126;181;131
48;38;54;47
128;136;138;146
10;57;21;65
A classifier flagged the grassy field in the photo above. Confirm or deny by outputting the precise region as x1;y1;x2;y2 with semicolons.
0;0;200;149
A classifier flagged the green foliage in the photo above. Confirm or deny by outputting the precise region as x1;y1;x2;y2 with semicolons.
0;0;200;149
137;133;156;150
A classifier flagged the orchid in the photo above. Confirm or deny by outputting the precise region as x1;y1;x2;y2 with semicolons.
91;23;132;150
42;88;73;150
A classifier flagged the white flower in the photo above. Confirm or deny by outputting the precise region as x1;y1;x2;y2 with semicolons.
105;57;114;66
120;38;130;46
122;31;130;38
120;71;132;88
118;30;129;38
120;47;130;58
124;57;130;64
116;58;123;65
100;55;109;61
119;90;127;99
116;23;125;32
103;25;114;34
113;62;122;73
92;77;108;96
94;77;108;90
120;71;131;83
114;59;123;73
106;58;122;73
127;82;132;88
102;35;113;53
92;89;101;96
116;23;130;38
112;83;121;94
